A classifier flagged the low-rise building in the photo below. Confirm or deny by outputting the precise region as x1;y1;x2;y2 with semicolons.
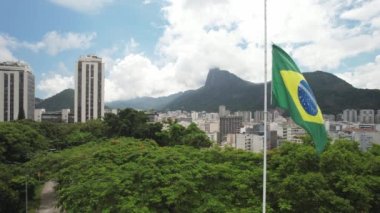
224;133;264;153
344;128;380;151
207;132;219;143
40;109;71;123
34;109;46;122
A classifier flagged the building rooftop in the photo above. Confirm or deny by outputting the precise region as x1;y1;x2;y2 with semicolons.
0;61;32;72
343;128;377;133
79;55;102;61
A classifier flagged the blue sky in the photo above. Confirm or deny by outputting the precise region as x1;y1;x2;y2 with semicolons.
1;0;380;101
0;0;164;99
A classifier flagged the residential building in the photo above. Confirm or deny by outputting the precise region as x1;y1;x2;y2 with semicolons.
0;61;35;121
277;124;306;143
191;111;199;121
359;109;375;124
272;110;281;121
345;128;380;151
207;132;218;143
41;109;71;123
34;108;46;122
323;114;335;121
343;109;357;123
205;121;219;133
376;110;380;124
205;112;219;121
269;130;278;149
253;110;275;122
225;133;264;153
254;110;265;122
235;111;252;123
74;55;105;123
195;120;206;132
105;108;119;115
219;105;227;117
336;113;343;121
219;116;243;143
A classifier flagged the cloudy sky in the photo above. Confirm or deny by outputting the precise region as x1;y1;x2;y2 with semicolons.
1;0;379;101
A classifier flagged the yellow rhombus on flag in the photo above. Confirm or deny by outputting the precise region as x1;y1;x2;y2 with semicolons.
272;44;328;153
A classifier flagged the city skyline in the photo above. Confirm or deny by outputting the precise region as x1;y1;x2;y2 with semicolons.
0;0;379;103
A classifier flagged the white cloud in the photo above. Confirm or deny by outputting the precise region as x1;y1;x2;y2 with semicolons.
337;55;380;89
292;31;380;70
3;0;379;101
340;0;380;21
158;0;380;78
0;34;18;61
105;54;182;101
97;38;140;75
37;62;74;98
50;0;114;13
104;0;380;101
143;0;152;5
24;31;96;55
371;16;380;28
0;31;96;60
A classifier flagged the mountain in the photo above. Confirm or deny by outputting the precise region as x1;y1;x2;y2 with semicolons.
107;92;183;110
164;68;380;114
35;97;43;106
164;68;268;112
36;89;74;111
37;69;380;114
303;71;380;114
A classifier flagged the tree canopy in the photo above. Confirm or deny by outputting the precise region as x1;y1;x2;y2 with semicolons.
25;138;380;212
1;108;379;212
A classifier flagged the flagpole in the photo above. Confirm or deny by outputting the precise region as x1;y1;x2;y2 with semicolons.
262;0;268;212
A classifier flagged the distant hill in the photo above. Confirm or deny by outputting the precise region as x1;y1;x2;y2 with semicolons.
164;68;268;112
35;97;43;106
304;71;380;114
163;68;380;114
36;89;74;111
38;69;380;114
107;92;183;110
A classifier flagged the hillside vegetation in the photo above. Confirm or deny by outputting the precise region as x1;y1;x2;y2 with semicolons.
36;89;74;111
109;69;380;114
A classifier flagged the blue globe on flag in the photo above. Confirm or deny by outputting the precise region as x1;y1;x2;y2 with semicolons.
297;80;318;116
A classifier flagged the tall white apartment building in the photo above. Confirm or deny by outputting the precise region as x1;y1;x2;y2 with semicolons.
343;109;358;123
0;62;35;121
235;111;252;123
359;109;375;124
254;110;265;122
219;105;227;117
74;55;104;123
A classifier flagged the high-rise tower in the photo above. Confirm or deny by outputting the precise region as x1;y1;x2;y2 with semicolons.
219;116;243;143
0;61;35;121
74;55;104;123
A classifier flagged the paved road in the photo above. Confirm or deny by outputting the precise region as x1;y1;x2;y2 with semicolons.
38;181;61;213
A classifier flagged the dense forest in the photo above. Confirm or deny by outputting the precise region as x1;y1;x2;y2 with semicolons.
0;108;379;212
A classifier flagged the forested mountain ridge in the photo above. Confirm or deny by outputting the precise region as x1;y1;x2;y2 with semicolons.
37;69;380;114
36;89;74;111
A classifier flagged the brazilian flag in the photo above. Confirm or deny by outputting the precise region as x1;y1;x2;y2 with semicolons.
272;44;328;153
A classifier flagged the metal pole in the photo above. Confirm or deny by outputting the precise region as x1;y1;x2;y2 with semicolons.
263;0;268;212
25;176;28;213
